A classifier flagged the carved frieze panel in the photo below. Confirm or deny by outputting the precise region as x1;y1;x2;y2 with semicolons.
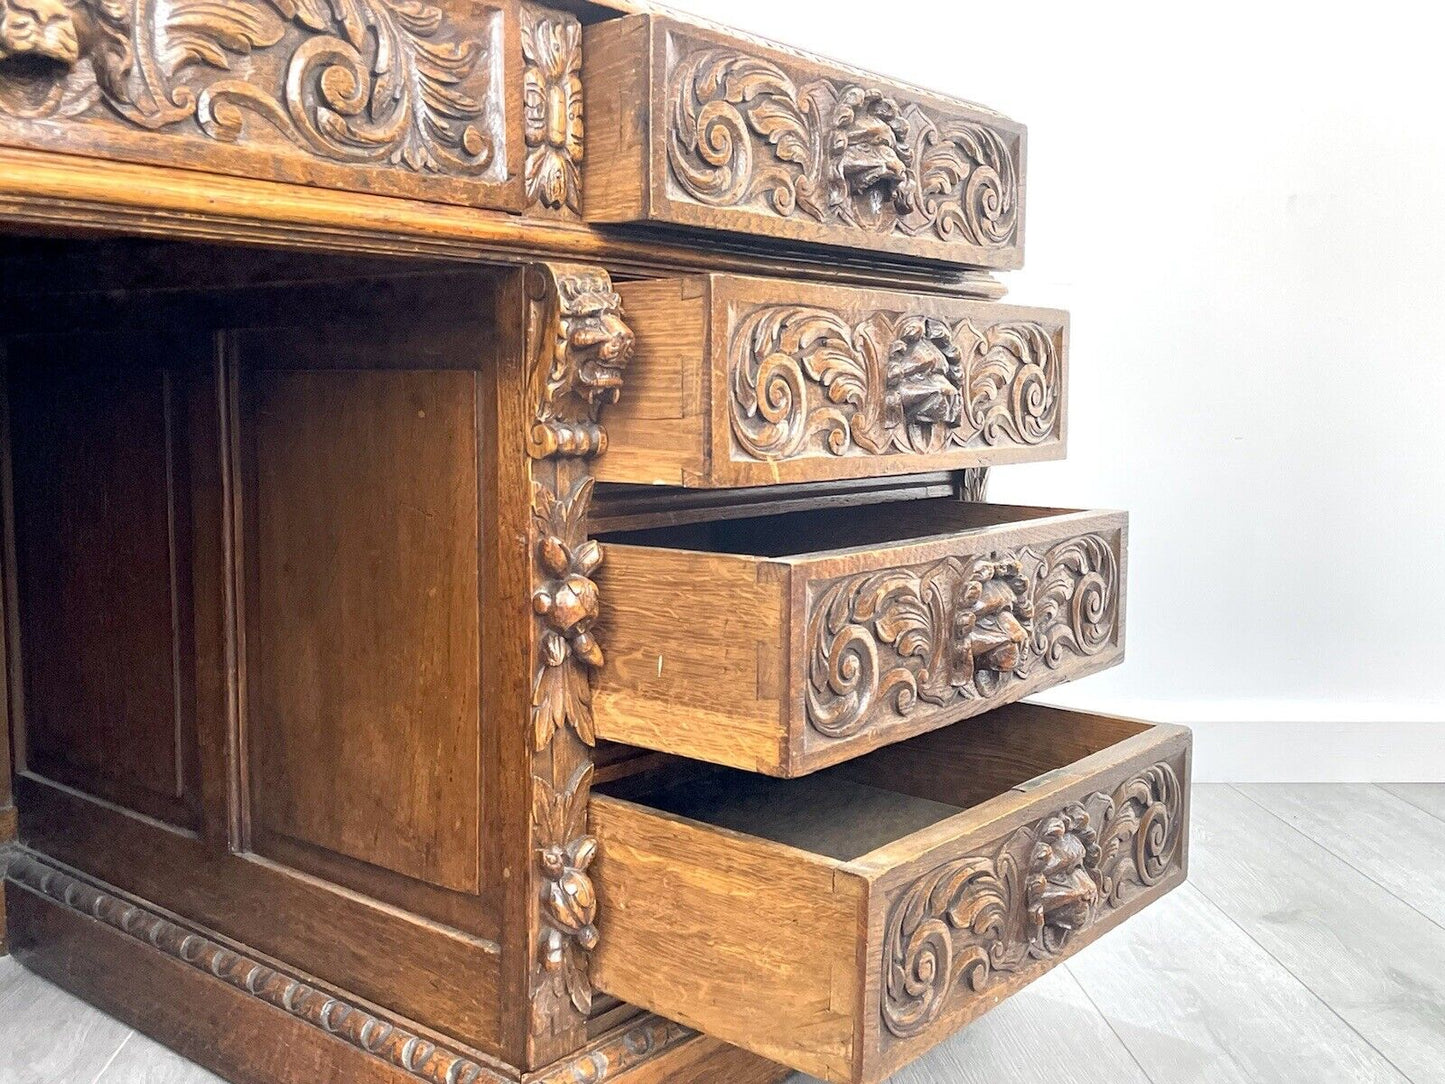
0;0;518;207
730;304;1062;464
653;21;1025;266
881;758;1185;1042
807;533;1120;740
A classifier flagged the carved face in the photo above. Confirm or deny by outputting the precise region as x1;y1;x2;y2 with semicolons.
884;317;963;431
0;0;77;63
1027;809;1101;939
560;283;635;405
830;87;914;220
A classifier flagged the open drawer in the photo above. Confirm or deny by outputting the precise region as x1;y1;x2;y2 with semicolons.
598;274;1068;487
590;703;1191;1084
593;500;1126;776
583;14;1026;269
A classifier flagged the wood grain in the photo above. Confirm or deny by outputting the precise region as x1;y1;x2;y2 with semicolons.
603;275;1066;487
591;707;1190;1084
584;15;1026;269
594;502;1126;776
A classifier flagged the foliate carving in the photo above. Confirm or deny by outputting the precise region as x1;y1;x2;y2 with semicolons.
730;305;1059;462
532;474;601;749
534;764;598;1015
6;853;501;1084
528;268;635;459
959;467;989;502
881;760;1184;1040
667;46;1018;249
807;534;1117;738
520;3;581;213
0;0;502;179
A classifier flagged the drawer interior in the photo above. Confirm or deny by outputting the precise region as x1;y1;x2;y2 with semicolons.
596;498;1078;557
597;704;1155;862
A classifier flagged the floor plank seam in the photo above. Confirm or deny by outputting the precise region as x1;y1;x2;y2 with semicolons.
1375;784;1445;826
1061;962;1162;1084
1226;784;1445;936
1191;791;1420;1083
86;1028;132;1084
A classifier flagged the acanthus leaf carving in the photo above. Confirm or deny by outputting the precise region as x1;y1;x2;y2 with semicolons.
533;763;598;1016
0;0;500;178
520;2;581;213
882;759;1184;1040
731;304;1060;464
807;534;1117;739
531;473;600;750
666;43;1020;250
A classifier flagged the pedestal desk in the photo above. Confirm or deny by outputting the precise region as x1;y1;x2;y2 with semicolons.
0;3;1191;1082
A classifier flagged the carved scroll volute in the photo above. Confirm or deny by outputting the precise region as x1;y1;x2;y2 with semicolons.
881;760;1184;1043
524;264;632;1032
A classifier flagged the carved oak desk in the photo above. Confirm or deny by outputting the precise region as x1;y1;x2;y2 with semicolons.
0;3;1191;1082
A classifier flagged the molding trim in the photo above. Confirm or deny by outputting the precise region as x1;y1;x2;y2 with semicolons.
6;851;505;1084
4;849;702;1083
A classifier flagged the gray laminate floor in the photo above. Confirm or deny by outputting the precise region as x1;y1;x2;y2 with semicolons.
3;784;1444;1084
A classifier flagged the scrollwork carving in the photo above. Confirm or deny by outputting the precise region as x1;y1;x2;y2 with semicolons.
882;760;1184;1040
807;534;1118;739
666;42;1020;250
730;304;1060;464
0;0;502;180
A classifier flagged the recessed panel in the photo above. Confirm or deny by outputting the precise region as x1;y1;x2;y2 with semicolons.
245;365;482;896
6;336;199;827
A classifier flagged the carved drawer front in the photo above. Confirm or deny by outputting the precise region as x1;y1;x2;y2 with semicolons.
591;704;1190;1084
593;500;1125;776
599;274;1066;487
584;15;1026;269
0;0;522;210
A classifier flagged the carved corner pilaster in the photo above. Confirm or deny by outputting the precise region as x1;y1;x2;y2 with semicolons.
523;263;633;1041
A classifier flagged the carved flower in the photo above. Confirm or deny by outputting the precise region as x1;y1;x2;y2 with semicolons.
522;9;583;212
535;766;598;1014
1026;806;1101;947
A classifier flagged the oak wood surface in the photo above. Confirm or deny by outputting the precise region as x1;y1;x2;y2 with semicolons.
594;502;1127;775
604;275;1066;487
591;705;1190;1084
0;148;1008;300
583;15;1026;269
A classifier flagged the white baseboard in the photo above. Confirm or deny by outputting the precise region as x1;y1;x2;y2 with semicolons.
1029;692;1445;782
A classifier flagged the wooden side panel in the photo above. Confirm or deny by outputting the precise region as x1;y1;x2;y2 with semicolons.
243;363;483;898
5;334;201;828
0;0;522;212
592;547;789;774
590;795;864;1083
595;277;709;486
580;16;651;224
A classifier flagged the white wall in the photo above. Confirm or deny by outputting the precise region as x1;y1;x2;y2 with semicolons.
658;0;1445;780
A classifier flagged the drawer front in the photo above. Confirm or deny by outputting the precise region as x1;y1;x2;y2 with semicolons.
590;706;1192;1084
594;505;1126;776
0;0;522;210
584;15;1026;269
598;275;1067;487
